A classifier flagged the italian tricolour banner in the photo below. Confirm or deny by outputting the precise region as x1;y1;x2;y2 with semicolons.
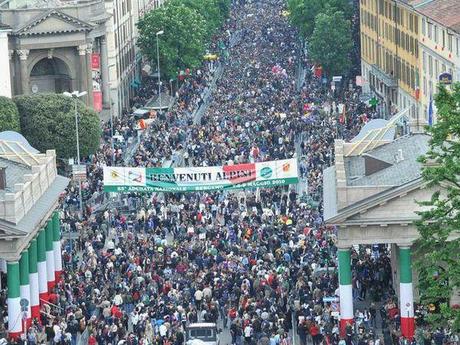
103;159;298;193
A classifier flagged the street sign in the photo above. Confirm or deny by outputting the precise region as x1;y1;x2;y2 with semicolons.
439;72;453;85
72;164;87;181
332;76;343;82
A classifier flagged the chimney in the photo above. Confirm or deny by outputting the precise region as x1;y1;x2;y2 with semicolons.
0;167;6;190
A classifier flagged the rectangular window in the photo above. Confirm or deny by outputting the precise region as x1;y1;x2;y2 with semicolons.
428;22;432;39
457;38;460;57
442;30;446;48
411;67;415;89
435;59;439;77
429;55;433;77
434;25;438;43
423;51;426;72
448;34;453;52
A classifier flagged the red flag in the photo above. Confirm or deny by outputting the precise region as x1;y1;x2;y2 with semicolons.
339;105;346;124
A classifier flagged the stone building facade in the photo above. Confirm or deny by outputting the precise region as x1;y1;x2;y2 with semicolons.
0;0;164;116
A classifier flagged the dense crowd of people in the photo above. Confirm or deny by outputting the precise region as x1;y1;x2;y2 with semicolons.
1;0;429;344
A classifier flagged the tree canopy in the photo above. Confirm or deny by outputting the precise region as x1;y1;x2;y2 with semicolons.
0;96;20;132
137;0;229;79
287;0;324;38
415;83;460;332
14;94;101;159
287;0;352;38
308;11;353;77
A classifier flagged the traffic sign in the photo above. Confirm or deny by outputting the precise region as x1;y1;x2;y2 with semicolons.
72;164;87;181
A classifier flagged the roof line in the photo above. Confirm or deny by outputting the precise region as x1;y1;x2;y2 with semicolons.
325;177;425;224
413;0;436;8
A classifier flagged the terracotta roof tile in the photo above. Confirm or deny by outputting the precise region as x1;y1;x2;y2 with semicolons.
414;0;460;33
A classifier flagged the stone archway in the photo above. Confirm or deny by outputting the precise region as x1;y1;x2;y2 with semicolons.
29;57;71;94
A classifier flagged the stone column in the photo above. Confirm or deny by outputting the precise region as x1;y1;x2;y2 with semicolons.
19;250;31;326
28;239;40;321
45;220;55;291
77;44;88;95
52;211;63;282
86;42;94;107
17;49;29;95
37;229;48;303
7;260;21;339
338;247;353;336
6;49;13;97
399;245;415;339
100;36;110;108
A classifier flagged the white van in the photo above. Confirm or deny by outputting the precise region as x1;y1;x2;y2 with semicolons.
186;322;220;345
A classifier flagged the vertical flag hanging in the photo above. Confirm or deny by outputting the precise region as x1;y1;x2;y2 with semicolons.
37;229;48;303
338;248;353;336
399;246;415;339
19;250;31;326
7;261;21;339
427;96;433;127
339;104;347;124
45;221;55;291
28;239;40;321
52;212;63;282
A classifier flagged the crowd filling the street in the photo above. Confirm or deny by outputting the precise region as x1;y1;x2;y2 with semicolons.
0;0;458;345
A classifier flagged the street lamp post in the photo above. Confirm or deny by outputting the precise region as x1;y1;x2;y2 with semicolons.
156;30;164;114
110;99;115;165
63;90;87;218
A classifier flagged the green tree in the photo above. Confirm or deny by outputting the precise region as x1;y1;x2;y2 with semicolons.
216;0;231;19
0;96;20;132
287;0;324;38
169;0;224;36
308;11;353;77
14;94;100;159
137;3;207;79
287;0;352;38
415;83;460;332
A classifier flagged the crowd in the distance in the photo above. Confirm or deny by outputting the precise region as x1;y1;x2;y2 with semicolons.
1;0;424;344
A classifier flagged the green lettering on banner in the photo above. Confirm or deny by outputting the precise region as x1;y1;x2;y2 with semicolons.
104;177;299;193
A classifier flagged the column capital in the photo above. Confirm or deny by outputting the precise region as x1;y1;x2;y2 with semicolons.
77;44;87;56
17;49;29;60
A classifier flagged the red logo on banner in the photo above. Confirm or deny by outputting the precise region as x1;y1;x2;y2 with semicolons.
91;53;100;70
93;91;102;112
222;163;256;185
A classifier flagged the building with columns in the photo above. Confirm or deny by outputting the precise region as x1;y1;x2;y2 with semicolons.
0;1;111;108
0;0;164;117
323;120;435;339
0;131;68;339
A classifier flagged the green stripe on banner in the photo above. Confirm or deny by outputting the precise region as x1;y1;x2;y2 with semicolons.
104;177;299;193
148;167;175;174
338;249;352;285
399;247;412;284
45;221;53;251
29;239;38;274
37;230;46;262
52;212;60;241
19;250;29;285
7;262;20;298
